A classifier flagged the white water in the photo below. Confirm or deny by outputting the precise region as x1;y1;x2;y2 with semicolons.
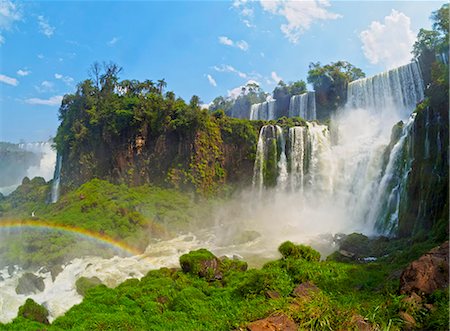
0;61;426;324
249;100;277;120
251;61;424;236
51;155;62;203
0;142;56;195
288;92;316;120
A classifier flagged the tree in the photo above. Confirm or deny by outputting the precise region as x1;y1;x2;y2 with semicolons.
157;79;167;94
412;4;449;59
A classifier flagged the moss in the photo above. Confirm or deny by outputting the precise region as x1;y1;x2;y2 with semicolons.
17;298;49;324
75;276;102;296
278;241;321;262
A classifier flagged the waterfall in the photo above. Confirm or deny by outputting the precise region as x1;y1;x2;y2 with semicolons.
253;123;331;192
249;100;277;120
51;154;62;203
276;126;288;190
369;114;416;234
289;127;306;192
251;61;425;236
252;125;279;191
347;62;424;115
288;92;316;120
0;142;57;195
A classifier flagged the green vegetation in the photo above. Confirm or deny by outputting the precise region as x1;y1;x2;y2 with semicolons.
1;240;447;330
278;240;321;262
0;178;214;268
307;61;365;119
16;299;49;325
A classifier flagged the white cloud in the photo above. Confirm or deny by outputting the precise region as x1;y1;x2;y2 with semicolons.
37;54;44;59
227;79;260;100
0;0;21;30
25;95;63;106
0;0;21;45
360;10;415;69
35;80;54;93
259;0;341;43
17;69;31;76
218;36;233;46
214;64;247;78
236;40;249;51
0;73;18;86
218;35;249;51
206;74;217;87
232;0;255;28
107;36;119;46
271;71;282;84
54;73;74;85
38;15;55;37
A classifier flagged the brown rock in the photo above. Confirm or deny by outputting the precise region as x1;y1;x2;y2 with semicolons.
350;314;373;331
265;290;281;300
399;241;449;295
247;314;297;331
399;311;416;327
292;281;320;298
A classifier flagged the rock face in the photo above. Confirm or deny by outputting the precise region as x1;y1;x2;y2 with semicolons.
15;273;45;295
399;241;449;295
247;314;297;331
59;117;260;195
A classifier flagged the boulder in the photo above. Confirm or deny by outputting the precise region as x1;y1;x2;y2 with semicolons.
292;281;320;298
75;276;102;296
179;249;222;281
16;273;45;295
399;241;449;295
247;314;297;331
17;298;49;324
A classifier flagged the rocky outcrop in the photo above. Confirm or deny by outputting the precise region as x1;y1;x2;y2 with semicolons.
15;272;45;295
246;314;297;331
17;298;49;324
399;241;449;295
292;282;320;298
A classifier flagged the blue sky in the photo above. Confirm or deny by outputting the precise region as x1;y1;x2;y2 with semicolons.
0;0;446;142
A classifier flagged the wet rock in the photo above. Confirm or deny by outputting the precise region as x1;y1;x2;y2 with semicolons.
75;276;102;296
292;281;320;298
399;241;449;295
50;265;63;282
8;265;14;276
16;272;45;294
247;314;297;331
17;298;49;324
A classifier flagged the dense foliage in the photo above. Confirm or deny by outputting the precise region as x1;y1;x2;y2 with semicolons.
2;240;447;330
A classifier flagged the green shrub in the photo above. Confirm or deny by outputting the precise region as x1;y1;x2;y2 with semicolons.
17;298;49;324
75;276;102;296
278;241;321;261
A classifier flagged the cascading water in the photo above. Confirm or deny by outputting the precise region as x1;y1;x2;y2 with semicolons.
288;92;316;120
249;100;277;120
251;61;424;236
51;154;62;203
0;142;57;195
347;62;424;115
252;125;279;191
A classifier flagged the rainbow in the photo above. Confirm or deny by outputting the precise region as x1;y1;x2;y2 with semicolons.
0;219;143;257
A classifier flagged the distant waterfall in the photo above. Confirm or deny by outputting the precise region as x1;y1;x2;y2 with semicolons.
288;92;316;120
51;154;62;203
250;100;277;121
347;61;424;114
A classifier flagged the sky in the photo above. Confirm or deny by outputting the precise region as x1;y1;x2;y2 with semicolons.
0;0;446;143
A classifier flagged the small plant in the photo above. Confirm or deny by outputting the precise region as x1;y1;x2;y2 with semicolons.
278;241;321;262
